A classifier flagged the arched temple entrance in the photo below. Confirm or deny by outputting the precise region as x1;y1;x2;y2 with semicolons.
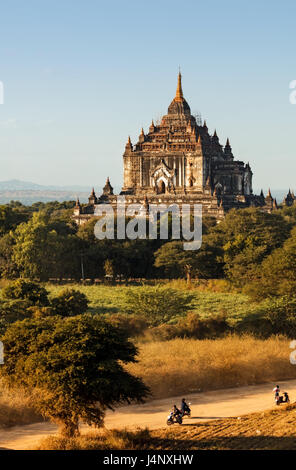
157;180;166;194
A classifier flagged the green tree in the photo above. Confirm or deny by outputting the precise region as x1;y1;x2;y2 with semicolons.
213;208;291;284
0;205;30;235
245;226;296;299
154;241;195;283
50;288;88;317
2;279;49;306
104;259;115;278
154;239;223;283
123;285;194;326
0;315;149;437
0;232;18;279
12;212;82;280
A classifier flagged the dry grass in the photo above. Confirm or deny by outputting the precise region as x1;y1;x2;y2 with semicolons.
1;335;296;429
36;428;152;450
0;380;42;428
166;278;235;293
125;335;296;398
36;404;296;450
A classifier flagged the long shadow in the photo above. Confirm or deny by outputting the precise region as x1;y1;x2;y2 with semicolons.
190;416;228;420
191;416;228;419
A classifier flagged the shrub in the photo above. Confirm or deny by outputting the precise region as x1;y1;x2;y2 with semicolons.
235;296;296;338
146;313;230;341
0;299;33;334
1;279;49;306
123;286;194;326
106;314;149;337
50;288;89;317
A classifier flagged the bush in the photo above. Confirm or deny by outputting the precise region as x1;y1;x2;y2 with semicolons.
146;313;230;341
106;314;149;337
1;279;49;306
0;299;33;334
123;286;194;326
50;288;89;317
235;296;296;338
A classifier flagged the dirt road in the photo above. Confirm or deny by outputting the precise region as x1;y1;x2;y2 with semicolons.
0;379;295;450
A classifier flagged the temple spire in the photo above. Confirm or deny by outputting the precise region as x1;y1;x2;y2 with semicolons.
175;71;184;102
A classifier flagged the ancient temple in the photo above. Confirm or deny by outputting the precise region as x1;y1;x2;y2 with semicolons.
74;73;278;224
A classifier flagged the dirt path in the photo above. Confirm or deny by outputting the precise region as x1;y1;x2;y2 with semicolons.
0;379;295;450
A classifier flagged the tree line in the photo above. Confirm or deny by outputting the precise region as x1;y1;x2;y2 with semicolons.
1;200;296;299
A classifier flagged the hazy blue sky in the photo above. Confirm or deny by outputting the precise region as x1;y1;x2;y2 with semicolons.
0;0;295;192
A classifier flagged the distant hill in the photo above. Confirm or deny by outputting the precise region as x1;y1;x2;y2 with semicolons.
0;180;290;206
0;179;91;192
0;180;121;205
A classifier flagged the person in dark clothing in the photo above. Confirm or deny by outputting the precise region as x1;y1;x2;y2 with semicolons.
181;398;190;414
173;404;182;417
273;385;280;404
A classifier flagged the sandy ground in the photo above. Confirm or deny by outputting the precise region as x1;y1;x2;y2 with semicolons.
0;379;295;450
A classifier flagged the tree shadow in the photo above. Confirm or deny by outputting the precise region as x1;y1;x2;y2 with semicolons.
189;416;228;420
87;306;120;315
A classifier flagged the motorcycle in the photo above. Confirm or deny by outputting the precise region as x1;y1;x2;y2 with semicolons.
167;411;183;425
275;392;290;405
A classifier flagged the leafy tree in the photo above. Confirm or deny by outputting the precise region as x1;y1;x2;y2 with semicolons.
245;226;296;299
50;289;88;317
104;259;115;278
12;212;82;280
0;232;18;279
0;205;30;235
263;296;296;336
154;239;223;283
123;285;194;326
0;315;149;437
213;208;291;284
154;241;195;283
236;296;296;337
77;219;159;280
2;279;49;306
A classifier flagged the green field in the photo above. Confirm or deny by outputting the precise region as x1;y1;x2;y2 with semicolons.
46;283;259;325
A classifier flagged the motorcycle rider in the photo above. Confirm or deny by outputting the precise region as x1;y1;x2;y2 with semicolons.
283;392;290;403
180;398;190;416
173;404;182;418
273;385;280;404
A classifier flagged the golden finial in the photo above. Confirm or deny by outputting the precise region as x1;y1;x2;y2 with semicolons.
175;71;184;102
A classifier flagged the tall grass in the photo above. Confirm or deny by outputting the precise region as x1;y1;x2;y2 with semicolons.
36;428;151;450
125;335;296;398
0;380;42;427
